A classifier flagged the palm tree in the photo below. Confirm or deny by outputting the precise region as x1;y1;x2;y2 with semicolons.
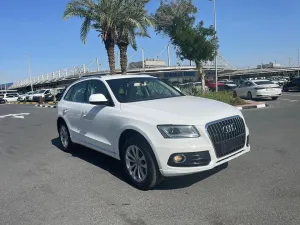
116;0;153;74
63;0;127;74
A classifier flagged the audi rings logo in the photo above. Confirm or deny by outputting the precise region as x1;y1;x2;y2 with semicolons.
222;124;236;133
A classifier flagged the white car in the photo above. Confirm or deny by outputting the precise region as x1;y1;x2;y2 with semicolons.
1;93;19;102
18;91;33;101
32;89;51;102
233;80;282;100
57;75;250;190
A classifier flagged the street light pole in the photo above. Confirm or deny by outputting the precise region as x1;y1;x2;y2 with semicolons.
24;53;33;92
211;0;218;92
298;48;300;77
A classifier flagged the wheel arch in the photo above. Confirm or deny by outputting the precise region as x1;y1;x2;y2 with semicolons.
117;127;162;169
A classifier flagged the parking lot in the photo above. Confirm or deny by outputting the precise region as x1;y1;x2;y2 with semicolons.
1;93;300;225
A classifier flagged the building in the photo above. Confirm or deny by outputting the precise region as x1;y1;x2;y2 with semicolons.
129;58;166;69
0;83;13;90
257;62;281;69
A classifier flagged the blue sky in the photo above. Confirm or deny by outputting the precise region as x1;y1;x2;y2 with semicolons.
1;0;300;83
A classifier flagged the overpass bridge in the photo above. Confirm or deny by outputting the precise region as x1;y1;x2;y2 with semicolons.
9;54;234;91
219;67;300;79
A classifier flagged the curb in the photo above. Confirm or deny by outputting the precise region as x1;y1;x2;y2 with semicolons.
35;104;57;108
7;102;36;105
236;103;267;110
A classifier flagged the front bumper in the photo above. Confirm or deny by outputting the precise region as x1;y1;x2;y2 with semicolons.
151;125;250;177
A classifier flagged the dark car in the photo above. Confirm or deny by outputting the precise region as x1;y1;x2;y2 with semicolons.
55;89;66;101
44;93;54;102
0;98;5;104
283;77;300;92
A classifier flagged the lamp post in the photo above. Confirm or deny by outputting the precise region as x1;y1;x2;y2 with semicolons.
210;0;218;92
24;53;33;92
298;48;300;77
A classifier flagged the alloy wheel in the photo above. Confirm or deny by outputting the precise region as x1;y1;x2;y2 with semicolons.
60;125;69;148
125;145;148;183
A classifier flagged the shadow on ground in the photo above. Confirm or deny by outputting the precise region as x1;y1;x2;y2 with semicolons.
51;137;228;190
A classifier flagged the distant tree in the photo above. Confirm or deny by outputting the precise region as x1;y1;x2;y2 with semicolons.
154;0;218;94
116;0;153;74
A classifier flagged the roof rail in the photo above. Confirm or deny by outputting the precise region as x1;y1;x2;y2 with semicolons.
79;75;102;80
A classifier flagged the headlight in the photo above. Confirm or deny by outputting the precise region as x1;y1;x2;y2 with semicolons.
157;125;200;138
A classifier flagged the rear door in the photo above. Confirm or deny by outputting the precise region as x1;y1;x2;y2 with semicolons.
80;79;118;156
61;81;88;142
235;83;246;97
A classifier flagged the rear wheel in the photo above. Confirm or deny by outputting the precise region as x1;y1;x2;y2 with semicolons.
122;135;162;190
247;91;253;100
271;97;278;100
58;122;73;152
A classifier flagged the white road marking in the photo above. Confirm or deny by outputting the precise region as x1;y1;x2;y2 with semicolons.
0;113;30;119
279;98;298;102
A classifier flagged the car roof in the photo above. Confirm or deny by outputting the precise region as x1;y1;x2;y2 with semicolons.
83;74;154;81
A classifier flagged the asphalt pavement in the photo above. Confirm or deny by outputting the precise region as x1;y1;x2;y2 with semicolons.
0;96;300;225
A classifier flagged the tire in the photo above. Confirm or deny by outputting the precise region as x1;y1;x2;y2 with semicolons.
247;91;253;100
233;91;237;98
121;135;162;190
58;122;73;152
271;97;278;100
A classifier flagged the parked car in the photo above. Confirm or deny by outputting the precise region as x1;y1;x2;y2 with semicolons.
18;91;33;102
26;91;38;101
44;93;54;102
0;93;19;102
223;81;237;91
205;80;225;91
32;89;51;102
0;97;5;104
283;77;300;92
233;80;281;100
55;88;67;101
57;75;250;190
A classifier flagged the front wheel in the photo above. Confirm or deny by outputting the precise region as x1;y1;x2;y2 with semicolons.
122;136;162;190
271;97;278;100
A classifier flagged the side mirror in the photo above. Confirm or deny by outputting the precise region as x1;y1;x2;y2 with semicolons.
89;93;108;105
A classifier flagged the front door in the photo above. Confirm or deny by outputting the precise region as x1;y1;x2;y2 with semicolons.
80;80;118;156
62;81;88;142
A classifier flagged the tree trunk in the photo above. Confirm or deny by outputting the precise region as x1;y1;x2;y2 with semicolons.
118;43;128;75
104;39;116;75
196;61;206;95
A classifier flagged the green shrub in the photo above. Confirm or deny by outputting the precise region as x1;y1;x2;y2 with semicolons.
197;91;247;106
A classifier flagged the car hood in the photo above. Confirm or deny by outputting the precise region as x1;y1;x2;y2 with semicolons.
121;96;242;126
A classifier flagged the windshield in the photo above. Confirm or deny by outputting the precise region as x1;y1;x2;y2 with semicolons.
254;81;274;85
106;77;183;103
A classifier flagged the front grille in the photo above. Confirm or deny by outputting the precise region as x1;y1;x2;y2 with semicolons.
206;116;246;158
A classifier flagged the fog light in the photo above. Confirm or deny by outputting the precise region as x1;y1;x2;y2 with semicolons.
173;154;186;163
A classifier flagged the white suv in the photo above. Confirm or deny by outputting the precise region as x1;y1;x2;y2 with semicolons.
57;75;250;190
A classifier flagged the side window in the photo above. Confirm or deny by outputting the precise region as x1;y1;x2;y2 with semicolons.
45;90;50;95
245;82;252;87
71;81;88;103
86;80;110;102
64;86;75;101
